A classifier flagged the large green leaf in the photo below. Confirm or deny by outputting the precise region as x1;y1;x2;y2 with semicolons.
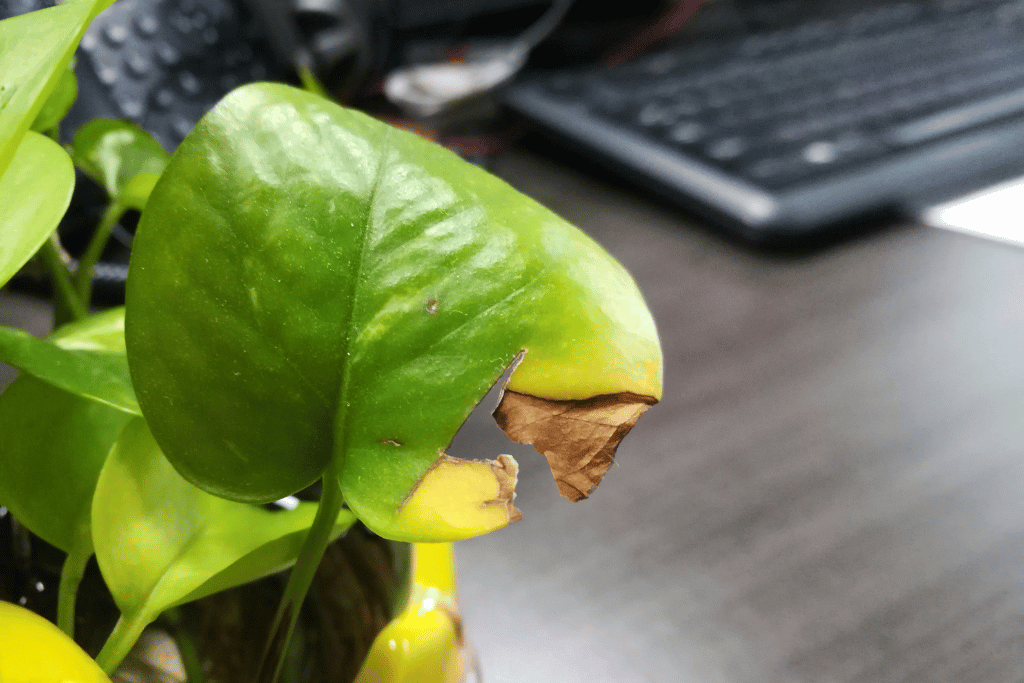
91;418;356;669
0;0;114;177
72;118;169;206
0;131;74;288
125;82;662;541
0;309;132;553
31;65;77;133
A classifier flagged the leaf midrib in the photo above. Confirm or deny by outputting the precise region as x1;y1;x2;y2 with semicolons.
332;125;395;465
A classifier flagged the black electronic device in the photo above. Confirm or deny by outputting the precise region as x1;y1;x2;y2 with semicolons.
503;0;1024;244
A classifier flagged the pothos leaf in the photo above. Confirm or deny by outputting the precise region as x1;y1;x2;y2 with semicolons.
0;308;132;553
71;118;169;203
31;65;77;133
0;0;114;177
0;131;74;288
120;171;162;211
125;82;662;542
0;323;140;415
91;419;357;669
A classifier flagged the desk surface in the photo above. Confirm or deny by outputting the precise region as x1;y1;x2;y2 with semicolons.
3;149;1024;683
455;150;1024;683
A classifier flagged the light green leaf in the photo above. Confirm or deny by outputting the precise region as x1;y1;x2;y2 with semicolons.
0;130;74;288
125;82;662;541
0;0;114;177
31;65;77;133
72;118;169;202
0;309;133;553
120;171;162;211
91;419;356;667
50;304;129;353
0;308;140;415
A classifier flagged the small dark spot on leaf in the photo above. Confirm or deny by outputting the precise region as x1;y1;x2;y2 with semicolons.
425;297;439;315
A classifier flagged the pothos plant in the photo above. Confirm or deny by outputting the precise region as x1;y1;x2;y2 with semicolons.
0;1;663;681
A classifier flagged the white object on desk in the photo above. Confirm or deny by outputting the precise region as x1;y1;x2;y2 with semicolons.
921;176;1024;246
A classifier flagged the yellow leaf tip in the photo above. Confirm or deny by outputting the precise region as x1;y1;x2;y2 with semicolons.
396;453;522;541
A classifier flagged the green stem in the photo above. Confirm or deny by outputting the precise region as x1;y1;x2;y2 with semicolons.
75;200;126;305
94;609;152;675
56;532;92;638
162;608;207;683
40;234;87;324
254;464;345;683
297;66;330;100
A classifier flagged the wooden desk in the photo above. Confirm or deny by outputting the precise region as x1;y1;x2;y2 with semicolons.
452;150;1024;683
3;149;1024;683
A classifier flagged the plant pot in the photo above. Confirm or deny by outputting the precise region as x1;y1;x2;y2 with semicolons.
0;507;403;682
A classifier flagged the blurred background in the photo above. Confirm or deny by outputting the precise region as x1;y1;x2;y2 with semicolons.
5;0;1024;681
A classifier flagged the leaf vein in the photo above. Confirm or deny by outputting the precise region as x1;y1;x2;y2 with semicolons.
334;126;395;449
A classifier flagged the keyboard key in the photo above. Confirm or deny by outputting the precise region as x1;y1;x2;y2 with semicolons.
134;13;159;37
667;122;705;144
802;141;838;164
103;22;128;46
637;102;675;126
705;137;746;161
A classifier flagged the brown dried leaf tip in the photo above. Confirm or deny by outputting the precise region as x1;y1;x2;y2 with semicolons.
486;453;523;521
493;390;657;501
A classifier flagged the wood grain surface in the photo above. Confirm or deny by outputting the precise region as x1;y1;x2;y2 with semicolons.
3;149;1024;683
452;150;1024;683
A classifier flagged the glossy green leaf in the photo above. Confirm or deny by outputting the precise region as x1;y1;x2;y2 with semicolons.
50;304;130;353
126;83;662;540
0;130;74;288
31;65;77;133
91;418;357;669
72;118;169;201
0;308;132;553
0;322;139;415
0;0;114;177
120;171;161;211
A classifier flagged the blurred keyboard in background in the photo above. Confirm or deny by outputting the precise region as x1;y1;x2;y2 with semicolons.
504;0;1024;244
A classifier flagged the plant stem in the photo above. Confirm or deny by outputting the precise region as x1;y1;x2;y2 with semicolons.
75;200;126;305
297;66;330;100
56;533;92;638
94;610;152;674
254;463;345;683
40;234;87;324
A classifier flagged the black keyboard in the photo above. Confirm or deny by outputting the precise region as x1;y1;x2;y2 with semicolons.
504;0;1024;243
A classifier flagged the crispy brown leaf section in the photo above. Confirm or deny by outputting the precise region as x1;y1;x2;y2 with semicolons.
493;390;657;502
484;453;523;520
